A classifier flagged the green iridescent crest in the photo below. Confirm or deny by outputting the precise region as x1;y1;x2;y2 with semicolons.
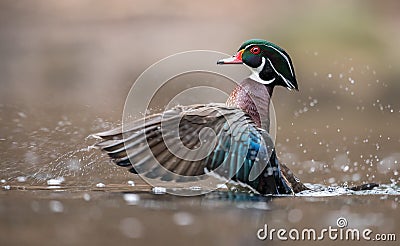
239;39;298;90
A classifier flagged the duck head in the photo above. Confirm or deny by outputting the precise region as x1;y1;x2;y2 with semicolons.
217;39;298;90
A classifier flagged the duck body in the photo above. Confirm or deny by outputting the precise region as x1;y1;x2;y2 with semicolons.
95;39;309;195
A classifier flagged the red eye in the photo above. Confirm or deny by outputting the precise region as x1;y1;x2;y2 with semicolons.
250;46;261;55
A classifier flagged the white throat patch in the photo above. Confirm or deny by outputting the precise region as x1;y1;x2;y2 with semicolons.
248;57;276;84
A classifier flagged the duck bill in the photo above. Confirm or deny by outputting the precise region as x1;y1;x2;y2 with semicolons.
217;50;244;64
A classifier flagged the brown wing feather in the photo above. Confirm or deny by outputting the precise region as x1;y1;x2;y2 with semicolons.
94;103;257;181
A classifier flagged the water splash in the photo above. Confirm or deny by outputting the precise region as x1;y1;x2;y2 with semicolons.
0;105;122;186
297;183;400;197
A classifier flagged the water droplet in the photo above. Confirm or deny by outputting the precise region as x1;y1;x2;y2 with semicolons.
16;176;27;182
189;186;202;191
152;187;166;194
83;193;91;201
66;158;80;172
120;217;144;238
123;194;140;205
47;177;65;186
288;209;303;223
49;200;64;213
173;212;194;226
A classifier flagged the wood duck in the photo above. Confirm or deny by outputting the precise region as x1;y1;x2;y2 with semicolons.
95;39;309;195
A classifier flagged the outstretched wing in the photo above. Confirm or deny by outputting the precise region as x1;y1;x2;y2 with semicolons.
94;103;292;194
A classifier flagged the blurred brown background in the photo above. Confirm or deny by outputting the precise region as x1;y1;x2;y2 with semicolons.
1;1;400;246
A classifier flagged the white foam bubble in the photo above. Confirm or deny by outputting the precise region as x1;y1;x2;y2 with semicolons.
47;177;65;186
152;187;166;194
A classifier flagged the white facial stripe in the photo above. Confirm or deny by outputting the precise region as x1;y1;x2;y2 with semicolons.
248;57;276;84
249;73;276;84
265;45;294;77
267;58;296;89
243;43;294;77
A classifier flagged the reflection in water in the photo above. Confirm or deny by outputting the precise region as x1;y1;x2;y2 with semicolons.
1;177;399;246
